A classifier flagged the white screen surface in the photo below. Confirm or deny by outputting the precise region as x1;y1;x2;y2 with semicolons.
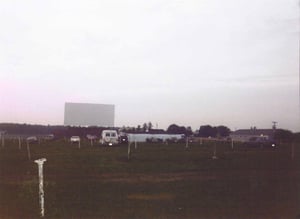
64;102;115;127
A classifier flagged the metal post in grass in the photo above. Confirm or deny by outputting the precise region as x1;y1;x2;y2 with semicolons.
135;140;137;149
90;139;93;147
34;158;47;218
200;137;203;145
1;134;4;148
18;136;22;150
185;137;189;150
27;140;31;160
212;142;218;159
128;141;131;160
291;143;295;161
78;139;81;149
231;139;234;150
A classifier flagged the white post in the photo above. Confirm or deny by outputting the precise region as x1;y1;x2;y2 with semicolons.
1;134;4;148
128;142;131;160
212;142;218;159
27;140;31;160
185;137;189;150
78;140;81;149
291;143;295;161
135;140;137;149
200;138;203;145
34;158;47;218
90;139;93;147
18;137;21;150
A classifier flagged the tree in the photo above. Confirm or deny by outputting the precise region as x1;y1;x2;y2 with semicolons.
216;125;231;137
167;124;187;134
294;132;300;143
198;125;230;138
167;124;179;134
274;129;293;143
142;123;148;132
198;125;217;137
148;122;153;131
186;126;193;136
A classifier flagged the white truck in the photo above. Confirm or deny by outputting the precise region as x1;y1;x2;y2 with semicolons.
99;130;119;146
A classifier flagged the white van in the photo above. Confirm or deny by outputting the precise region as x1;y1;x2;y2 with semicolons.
99;130;119;146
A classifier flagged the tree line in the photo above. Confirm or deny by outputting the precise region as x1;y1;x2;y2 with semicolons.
0;122;230;137
0;123;107;138
0;123;298;142
166;124;230;137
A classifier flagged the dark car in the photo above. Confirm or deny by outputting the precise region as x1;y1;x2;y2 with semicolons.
245;137;276;149
119;135;128;144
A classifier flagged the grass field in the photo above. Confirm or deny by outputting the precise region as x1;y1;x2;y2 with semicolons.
0;139;299;219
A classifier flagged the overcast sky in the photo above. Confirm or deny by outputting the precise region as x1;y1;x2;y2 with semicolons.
0;0;299;132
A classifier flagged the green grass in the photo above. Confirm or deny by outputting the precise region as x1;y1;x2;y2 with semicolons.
0;140;299;218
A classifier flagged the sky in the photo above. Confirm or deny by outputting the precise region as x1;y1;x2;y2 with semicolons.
0;0;299;132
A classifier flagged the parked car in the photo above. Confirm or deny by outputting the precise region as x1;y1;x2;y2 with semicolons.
86;134;97;140
44;134;54;140
26;136;38;143
70;136;80;143
119;135;128;144
245;137;276;149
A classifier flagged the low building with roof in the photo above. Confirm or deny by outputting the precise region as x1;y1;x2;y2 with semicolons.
230;128;275;142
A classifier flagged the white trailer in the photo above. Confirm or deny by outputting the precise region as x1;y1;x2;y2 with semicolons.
127;133;184;143
99;130;119;146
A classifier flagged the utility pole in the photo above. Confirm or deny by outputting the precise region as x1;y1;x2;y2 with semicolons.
272;121;277;131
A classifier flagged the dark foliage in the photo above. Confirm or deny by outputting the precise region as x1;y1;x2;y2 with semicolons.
0;123;111;138
216;125;231;137
198;125;230;137
198;125;217;137
167;124;191;136
274;129;294;143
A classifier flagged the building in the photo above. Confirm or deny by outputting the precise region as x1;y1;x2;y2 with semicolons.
230;128;275;142
64;102;115;127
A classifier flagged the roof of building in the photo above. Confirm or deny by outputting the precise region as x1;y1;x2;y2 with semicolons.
231;129;275;136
